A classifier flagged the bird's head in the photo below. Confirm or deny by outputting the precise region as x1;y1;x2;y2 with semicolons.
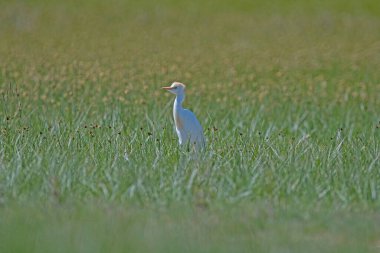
162;82;186;96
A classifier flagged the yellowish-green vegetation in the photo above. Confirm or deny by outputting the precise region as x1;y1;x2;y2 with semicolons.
1;0;380;252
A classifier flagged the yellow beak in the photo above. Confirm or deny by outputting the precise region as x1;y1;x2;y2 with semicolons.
162;86;174;90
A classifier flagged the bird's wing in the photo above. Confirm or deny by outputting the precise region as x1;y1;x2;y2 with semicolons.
181;109;205;144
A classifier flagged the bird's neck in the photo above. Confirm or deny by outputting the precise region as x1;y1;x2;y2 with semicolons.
174;94;185;109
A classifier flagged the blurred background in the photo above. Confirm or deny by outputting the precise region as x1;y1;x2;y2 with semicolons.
1;0;379;120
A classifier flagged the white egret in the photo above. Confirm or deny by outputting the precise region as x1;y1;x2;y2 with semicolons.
162;82;205;150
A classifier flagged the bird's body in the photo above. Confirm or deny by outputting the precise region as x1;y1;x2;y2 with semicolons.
162;82;205;150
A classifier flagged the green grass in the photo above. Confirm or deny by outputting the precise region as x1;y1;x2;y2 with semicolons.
1;0;380;252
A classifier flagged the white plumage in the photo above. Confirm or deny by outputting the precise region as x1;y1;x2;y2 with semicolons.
162;82;205;150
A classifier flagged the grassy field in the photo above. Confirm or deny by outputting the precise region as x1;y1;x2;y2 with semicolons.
1;0;380;252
